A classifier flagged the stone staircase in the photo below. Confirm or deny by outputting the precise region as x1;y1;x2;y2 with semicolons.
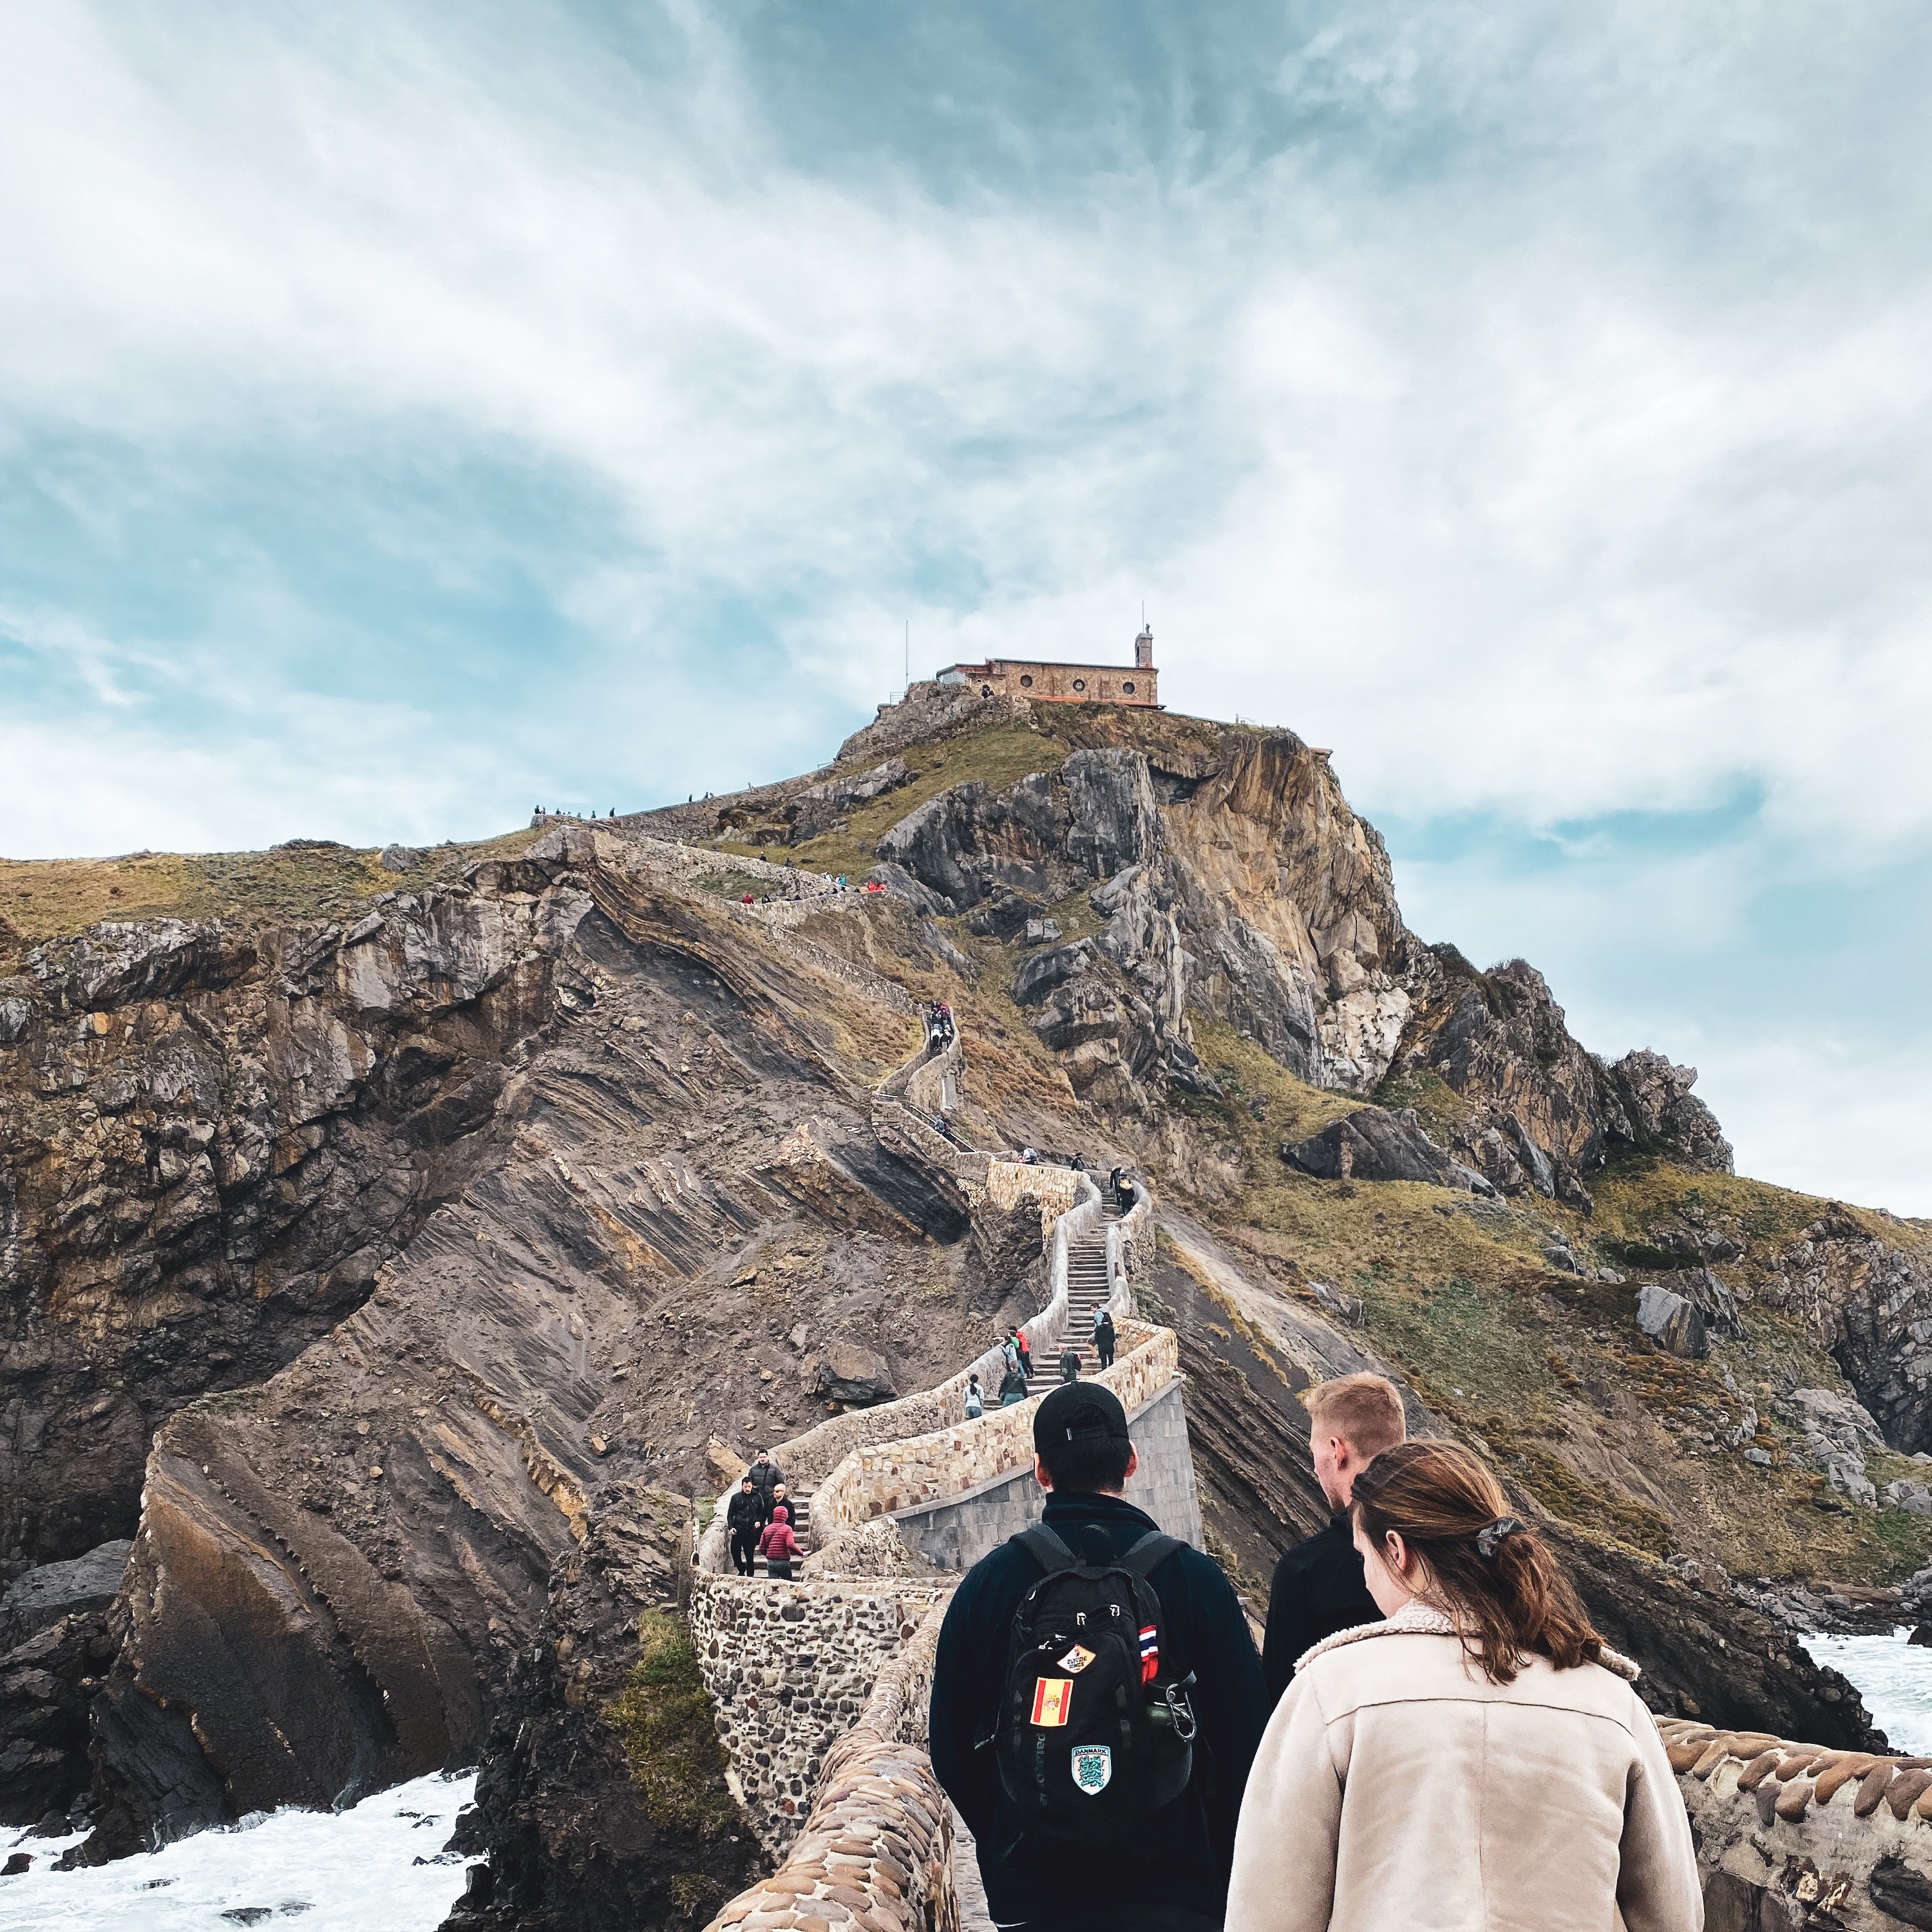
749;1490;812;1575
1026;1207;1118;1392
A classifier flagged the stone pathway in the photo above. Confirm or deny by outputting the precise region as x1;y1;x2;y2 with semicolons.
951;1806;996;1932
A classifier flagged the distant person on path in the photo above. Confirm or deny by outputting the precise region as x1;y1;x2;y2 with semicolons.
998;1365;1032;1406
1261;1374;1405;1705
965;1372;985;1420
1002;1329;1023;1378
748;1450;782;1525
931;1383;1269;1932
1094;1308;1117;1370
725;1477;762;1576
1058;1342;1082;1383
1014;1327;1034;1383
1227;1441;1700;1932
758;1503;800;1581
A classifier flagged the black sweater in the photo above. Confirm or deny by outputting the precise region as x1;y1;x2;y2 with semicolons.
1259;1511;1381;1704
929;1492;1267;1928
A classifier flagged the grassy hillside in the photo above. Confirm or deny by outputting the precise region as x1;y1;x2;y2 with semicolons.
0;827;544;971
1170;1025;1932;1586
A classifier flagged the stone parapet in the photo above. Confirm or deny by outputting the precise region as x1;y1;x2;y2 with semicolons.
1660;1714;1932;1927
688;1573;951;1859
700;1601;958;1932
811;1324;1173;1533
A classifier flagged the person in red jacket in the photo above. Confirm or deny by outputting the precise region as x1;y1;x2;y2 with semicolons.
759;1502;801;1580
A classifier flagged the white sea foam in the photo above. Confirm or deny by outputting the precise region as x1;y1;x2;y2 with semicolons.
1802;1629;1932;1756
0;1770;476;1932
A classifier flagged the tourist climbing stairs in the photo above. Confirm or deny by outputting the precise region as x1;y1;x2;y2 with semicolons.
753;1489;813;1575
1026;1206;1119;1392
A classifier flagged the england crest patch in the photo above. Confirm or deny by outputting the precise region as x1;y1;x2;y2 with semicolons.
1070;1744;1112;1795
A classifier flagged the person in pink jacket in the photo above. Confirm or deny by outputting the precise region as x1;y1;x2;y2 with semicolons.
1227;1441;1703;1932
758;1502;801;1581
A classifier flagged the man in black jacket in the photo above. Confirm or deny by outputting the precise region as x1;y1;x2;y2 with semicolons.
1260;1371;1407;1703
930;1383;1267;1932
747;1451;782;1524
724;1477;763;1576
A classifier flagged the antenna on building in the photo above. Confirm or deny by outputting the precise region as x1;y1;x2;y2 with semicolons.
905;620;910;696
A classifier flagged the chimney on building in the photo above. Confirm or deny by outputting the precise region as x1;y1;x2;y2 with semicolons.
1134;624;1154;668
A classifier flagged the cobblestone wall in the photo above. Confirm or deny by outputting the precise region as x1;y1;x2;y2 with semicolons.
700;1602;958;1932
1660;1714;1932;1928
688;1574;950;1858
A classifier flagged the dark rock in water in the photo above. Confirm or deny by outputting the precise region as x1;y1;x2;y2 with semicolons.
1634;1283;1710;1360
0;1540;132;1650
3;1852;30;1875
220;1910;273;1926
1280;1106;1490;1192
443;1495;757;1932
0;1595;120;1827
1911;1624;1932;1648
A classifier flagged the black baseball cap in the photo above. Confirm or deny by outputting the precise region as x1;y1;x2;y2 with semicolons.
1034;1381;1130;1454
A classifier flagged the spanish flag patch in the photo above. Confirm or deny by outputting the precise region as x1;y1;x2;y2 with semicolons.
1030;1677;1073;1727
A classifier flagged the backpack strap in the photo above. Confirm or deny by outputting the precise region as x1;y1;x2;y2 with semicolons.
1013;1524;1077;1575
1119;1530;1182;1581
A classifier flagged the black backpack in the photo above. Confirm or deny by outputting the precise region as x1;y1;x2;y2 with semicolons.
987;1524;1198;1848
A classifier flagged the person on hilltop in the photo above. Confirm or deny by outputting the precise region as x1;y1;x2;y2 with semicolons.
1227;1441;1700;1932
931;1383;1269;1932
758;1502;801;1582
1261;1373;1405;1705
748;1450;782;1524
965;1372;985;1421
1059;1341;1083;1383
725;1476;763;1577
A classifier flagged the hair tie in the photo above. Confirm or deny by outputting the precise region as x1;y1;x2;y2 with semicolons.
1475;1516;1523;1558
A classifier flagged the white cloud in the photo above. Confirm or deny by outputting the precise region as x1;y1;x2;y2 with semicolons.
3;0;1929;1204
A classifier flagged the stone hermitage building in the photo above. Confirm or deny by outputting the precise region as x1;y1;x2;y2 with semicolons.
937;623;1160;708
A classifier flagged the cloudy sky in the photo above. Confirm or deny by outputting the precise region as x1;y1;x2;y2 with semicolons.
5;2;1929;1211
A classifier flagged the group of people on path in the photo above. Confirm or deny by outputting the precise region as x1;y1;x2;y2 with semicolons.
925;1000;955;1048
723;1451;802;1580
931;1372;1701;1932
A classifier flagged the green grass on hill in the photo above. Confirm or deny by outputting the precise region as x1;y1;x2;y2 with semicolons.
705;723;1066;880
0;826;544;969
1168;1030;1932;1585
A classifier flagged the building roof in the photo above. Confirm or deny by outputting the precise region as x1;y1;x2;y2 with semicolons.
941;656;1151;674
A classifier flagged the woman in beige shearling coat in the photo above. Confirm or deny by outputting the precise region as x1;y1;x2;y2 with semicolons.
1227;1442;1702;1932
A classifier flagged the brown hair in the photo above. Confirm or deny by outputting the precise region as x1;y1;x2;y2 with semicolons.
1305;1372;1406;1459
1350;1441;1605;1685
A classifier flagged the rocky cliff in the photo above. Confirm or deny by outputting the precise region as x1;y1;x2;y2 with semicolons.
2;690;1926;1926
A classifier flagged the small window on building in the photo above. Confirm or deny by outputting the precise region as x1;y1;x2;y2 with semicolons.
1019;674;1033;688
1072;678;1086;693
1122;680;1135;694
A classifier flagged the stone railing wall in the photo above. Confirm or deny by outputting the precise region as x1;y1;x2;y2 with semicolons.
811;1322;1173;1534
700;1600;957;1932
688;1574;950;1856
697;1167;1097;1575
1658;1713;1932;1928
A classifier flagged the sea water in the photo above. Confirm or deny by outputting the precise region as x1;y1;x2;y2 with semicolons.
1803;1629;1932;1755
0;1770;476;1932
